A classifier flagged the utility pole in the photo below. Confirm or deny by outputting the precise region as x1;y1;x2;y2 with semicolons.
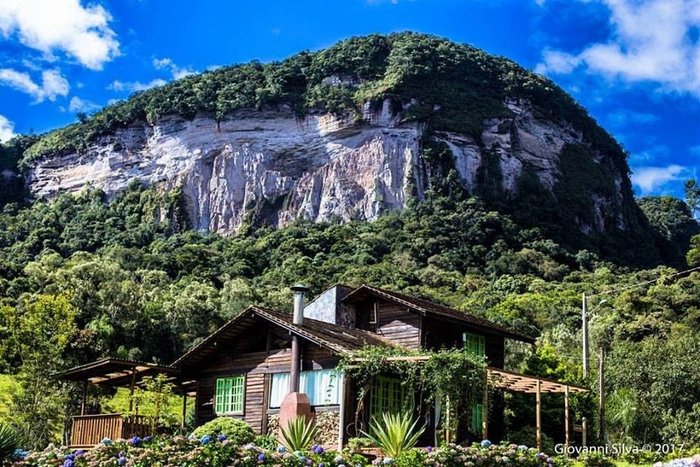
582;293;589;378
599;347;606;444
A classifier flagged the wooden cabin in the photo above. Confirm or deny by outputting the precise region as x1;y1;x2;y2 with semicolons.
59;284;587;449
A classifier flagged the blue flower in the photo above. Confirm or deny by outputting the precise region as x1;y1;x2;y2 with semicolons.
277;445;287;453
118;455;127;466
12;448;28;459
480;439;492;448
257;452;266;462
200;435;212;445
63;459;75;467
101;437;112;446
129;436;142;446
73;449;86;457
312;444;324;454
218;434;227;442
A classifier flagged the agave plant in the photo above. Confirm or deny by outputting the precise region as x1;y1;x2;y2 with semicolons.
279;416;317;452
0;422;20;462
362;412;425;458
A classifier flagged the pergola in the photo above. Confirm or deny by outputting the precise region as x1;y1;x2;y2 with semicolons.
351;355;588;451
487;367;588;451
59;358;181;414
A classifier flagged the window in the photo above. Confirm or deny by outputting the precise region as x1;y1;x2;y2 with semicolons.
471;402;483;434
370;376;409;417
269;369;343;408
215;376;245;415
463;332;486;358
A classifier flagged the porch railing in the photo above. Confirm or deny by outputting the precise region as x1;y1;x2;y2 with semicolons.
70;414;151;448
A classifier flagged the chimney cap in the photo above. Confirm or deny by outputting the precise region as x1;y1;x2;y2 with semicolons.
291;283;310;293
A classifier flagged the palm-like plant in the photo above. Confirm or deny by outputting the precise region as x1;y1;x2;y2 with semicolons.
0;423;20;462
279;416;318;452
362;412;425;458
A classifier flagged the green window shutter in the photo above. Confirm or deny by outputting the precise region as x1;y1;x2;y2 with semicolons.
465;333;486;358
471;402;483;434
215;376;245;415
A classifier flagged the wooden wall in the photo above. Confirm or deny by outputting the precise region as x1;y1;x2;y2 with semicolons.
192;342;338;430
423;317;505;367
371;300;422;349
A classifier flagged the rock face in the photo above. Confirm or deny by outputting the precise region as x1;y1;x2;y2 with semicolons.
26;99;625;235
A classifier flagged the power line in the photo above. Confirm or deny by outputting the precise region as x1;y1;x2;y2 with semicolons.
587;264;700;299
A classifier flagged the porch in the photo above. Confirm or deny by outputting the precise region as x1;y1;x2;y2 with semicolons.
58;358;189;448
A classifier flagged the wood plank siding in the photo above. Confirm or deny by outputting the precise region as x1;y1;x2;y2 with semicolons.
192;344;339;429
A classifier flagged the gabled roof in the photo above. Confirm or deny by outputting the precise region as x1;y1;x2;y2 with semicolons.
343;284;535;343
173;305;393;369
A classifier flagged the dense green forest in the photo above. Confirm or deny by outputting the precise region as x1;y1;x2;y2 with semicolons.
1;181;700;450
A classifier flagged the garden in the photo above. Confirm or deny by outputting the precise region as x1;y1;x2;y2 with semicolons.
3;414;700;467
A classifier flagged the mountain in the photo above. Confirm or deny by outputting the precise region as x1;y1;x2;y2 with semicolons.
7;33;659;260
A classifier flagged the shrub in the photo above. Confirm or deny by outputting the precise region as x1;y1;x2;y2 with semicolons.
362;412;425;459
0;423;20;462
191;417;255;445
279;416;317;453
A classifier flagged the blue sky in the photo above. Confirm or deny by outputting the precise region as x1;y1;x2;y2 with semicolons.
1;0;699;199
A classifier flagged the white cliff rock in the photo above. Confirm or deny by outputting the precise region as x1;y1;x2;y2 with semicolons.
26;99;621;235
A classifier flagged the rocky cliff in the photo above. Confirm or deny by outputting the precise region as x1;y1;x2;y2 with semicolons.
20;33;643;241
26;97;624;235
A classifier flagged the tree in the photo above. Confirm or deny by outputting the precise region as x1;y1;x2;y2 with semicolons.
1;294;78;448
684;179;700;217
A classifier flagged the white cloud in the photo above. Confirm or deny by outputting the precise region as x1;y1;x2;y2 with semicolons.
68;96;100;113
0;0;119;70
0;114;15;142
0;68;69;102
631;164;687;193
152;57;194;80
107;78;166;93
536;0;700;96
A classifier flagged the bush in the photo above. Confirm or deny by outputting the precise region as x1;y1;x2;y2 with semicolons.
0;423;20;462
191;417;255;445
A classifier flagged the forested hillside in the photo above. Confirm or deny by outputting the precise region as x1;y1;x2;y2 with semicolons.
0;32;699;454
1;181;700;449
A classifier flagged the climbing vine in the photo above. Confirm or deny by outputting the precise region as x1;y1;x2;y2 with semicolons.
339;346;487;442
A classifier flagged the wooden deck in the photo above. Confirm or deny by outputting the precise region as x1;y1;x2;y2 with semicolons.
70;414;151;448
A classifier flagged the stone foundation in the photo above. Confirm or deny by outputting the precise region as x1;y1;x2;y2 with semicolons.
266;409;340;446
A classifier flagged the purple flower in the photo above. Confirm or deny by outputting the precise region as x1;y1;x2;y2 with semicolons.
257;452;266;462
118;455;127;466
425;446;433;453
63;459;75;467
218;434;227;442
129;436;142;446
312;445;324;454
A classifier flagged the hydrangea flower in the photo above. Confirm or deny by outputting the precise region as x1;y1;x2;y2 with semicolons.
129;436;142;446
200;435;212;445
480;439;492;448
101;437;112;446
218;434;227;442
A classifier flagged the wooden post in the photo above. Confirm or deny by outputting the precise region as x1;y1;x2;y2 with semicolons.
181;393;187;432
445;396;451;444
482;371;489;440
80;380;88;416
582;293;590;378
128;368;137;413
564;385;570;456
536;379;542;451
582;417;588;447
